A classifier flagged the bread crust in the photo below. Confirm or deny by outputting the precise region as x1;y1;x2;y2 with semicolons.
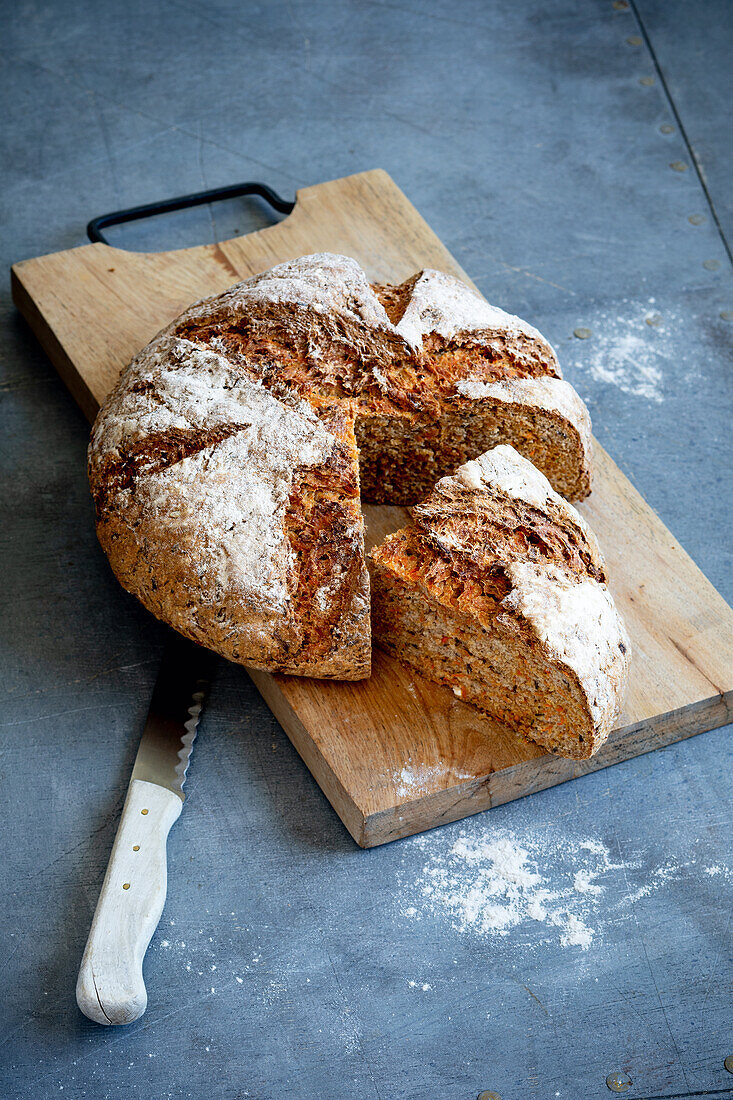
89;254;594;677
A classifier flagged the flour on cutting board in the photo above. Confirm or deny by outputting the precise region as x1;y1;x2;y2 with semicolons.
394;762;473;797
397;826;731;952
567;301;683;404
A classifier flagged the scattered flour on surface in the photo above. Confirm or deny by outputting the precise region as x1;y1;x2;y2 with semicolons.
398;826;731;953
573;870;603;895
621;860;682;905
399;830;612;950
568;302;684;403
559;914;593;950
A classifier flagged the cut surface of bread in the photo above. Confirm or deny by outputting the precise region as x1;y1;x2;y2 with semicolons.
89;253;593;678
370;445;630;758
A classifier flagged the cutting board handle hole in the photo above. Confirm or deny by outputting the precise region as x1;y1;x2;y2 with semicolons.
86;181;296;253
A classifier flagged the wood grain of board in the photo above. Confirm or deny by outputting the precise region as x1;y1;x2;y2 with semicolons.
12;169;733;846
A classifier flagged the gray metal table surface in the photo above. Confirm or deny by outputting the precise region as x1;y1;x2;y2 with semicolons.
1;2;731;1098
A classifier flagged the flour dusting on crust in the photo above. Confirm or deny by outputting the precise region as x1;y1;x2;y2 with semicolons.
454;444;562;510
503;560;631;728
90;337;318;468
169;253;405;366
396;268;560;374
129;383;335;613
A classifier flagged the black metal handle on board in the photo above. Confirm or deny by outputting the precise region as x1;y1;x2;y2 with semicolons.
86;181;296;245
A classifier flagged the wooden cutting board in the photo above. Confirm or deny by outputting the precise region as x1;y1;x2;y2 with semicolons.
12;169;733;847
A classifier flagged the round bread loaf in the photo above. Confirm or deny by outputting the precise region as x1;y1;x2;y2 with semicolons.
89;253;593;679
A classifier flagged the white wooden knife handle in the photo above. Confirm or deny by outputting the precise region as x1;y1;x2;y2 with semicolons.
76;779;182;1025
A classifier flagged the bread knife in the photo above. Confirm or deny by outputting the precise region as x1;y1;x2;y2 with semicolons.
76;633;217;1025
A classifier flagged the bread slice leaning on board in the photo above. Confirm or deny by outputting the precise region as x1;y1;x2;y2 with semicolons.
370;445;631;759
88;252;595;680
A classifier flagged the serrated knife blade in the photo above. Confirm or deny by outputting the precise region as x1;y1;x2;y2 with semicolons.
131;632;216;798
76;632;217;1026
